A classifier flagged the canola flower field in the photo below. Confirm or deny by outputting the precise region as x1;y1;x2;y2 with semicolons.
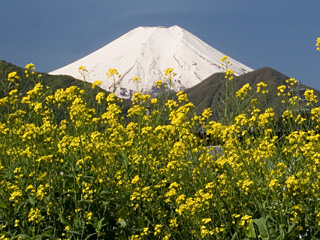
1;40;320;239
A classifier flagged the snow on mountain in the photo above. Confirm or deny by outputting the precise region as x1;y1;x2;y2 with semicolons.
49;25;253;98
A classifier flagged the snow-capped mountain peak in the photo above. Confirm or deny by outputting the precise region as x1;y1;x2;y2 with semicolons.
49;25;253;98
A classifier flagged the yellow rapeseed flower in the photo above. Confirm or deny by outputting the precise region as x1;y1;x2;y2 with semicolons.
202;218;212;224
256;82;268;93
169;218;178;228
132;76;141;83
154;224;162;236
277;85;286;96
150;98;157;104
7;72;20;82
164;68;174;76
78;65;88;73
154;80;163;88
92;80;102;89
220;56;228;62
304;89;318;105
28;208;42;223
14;220;19;227
131;175;140;184
236;83;251;100
25;63;35;71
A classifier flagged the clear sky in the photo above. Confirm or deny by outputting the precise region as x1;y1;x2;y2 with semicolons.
1;0;320;89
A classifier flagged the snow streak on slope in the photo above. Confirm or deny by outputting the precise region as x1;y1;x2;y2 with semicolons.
50;25;253;98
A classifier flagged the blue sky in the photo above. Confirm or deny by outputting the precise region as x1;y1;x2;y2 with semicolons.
1;0;320;89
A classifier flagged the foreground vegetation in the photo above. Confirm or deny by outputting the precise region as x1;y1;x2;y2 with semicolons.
1;43;320;239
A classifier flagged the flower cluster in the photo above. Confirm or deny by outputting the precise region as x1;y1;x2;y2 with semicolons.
236;83;251;100
78;65;88;82
256;82;268;94
7;72;20;83
304;89;318;106
106;68;121;93
221;56;234;81
164;68;178;90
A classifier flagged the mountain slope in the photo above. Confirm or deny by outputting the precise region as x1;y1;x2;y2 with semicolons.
49;25;253;98
185;67;320;119
0;60;102;96
0;60;132;114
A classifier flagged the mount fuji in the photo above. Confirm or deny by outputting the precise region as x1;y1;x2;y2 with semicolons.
49;25;253;98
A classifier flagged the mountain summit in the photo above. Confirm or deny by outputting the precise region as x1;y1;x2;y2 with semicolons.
50;25;253;98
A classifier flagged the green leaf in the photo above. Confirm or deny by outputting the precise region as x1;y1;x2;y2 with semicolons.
287;222;296;234
276;224;286;240
95;217;104;232
231;232;238;240
137;217;144;229
253;218;269;240
0;201;7;209
246;221;257;238
84;233;98;240
28;196;36;206
16;234;30;239
59;215;67;225
121;151;128;168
